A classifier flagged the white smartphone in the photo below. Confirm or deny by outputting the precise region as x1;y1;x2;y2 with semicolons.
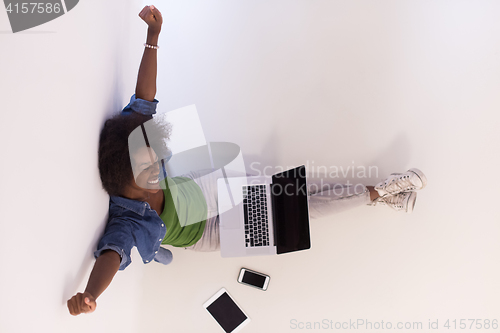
237;268;270;291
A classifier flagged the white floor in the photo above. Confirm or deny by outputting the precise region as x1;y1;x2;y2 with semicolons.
1;1;499;332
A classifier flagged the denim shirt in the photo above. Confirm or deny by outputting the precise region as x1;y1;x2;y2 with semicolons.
94;94;173;271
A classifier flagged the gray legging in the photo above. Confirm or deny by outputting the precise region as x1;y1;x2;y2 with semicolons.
177;168;370;252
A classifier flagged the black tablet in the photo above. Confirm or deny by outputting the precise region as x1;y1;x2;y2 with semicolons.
203;288;250;333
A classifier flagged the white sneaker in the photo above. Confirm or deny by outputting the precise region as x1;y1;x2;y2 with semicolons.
375;168;427;196
369;191;417;213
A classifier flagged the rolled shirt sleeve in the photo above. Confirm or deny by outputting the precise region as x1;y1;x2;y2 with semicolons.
121;94;159;116
153;247;173;265
93;244;129;270
94;218;134;271
120;93;172;175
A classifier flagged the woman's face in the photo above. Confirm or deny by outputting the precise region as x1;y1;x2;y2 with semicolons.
131;146;161;191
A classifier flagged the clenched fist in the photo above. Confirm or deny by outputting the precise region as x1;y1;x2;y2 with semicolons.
139;5;163;35
67;292;96;316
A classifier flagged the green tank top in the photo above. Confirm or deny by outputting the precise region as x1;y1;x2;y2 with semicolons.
160;176;207;247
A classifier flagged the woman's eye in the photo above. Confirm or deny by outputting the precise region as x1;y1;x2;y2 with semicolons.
145;161;158;170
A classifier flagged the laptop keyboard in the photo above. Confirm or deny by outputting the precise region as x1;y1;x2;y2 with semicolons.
242;185;270;247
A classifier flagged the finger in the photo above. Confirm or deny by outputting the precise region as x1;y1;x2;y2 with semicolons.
76;293;84;314
141;8;155;23
150;6;163;21
70;298;80;316
67;299;75;315
148;5;157;18
138;6;148;18
153;7;162;19
84;295;97;312
82;304;91;313
88;300;96;313
147;7;156;20
81;295;90;313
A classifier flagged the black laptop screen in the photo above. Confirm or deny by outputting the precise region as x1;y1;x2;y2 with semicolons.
271;165;311;254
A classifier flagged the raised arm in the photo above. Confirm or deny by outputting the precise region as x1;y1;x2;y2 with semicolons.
67;250;121;316
67;6;163;317
135;5;163;102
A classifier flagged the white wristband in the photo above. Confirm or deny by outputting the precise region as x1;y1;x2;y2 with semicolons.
144;43;159;50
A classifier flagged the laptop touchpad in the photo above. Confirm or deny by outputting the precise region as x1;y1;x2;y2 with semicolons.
217;178;245;229
219;208;241;229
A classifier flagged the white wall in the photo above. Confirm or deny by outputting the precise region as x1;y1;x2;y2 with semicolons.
1;1;499;332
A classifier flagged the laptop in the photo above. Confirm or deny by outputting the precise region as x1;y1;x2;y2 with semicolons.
217;165;311;257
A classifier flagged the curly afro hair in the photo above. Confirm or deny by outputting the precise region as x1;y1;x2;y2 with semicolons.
98;112;172;197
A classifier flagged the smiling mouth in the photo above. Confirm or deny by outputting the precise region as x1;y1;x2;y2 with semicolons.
147;177;159;185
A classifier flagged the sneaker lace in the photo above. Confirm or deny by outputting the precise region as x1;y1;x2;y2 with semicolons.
384;175;415;194
371;193;408;211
